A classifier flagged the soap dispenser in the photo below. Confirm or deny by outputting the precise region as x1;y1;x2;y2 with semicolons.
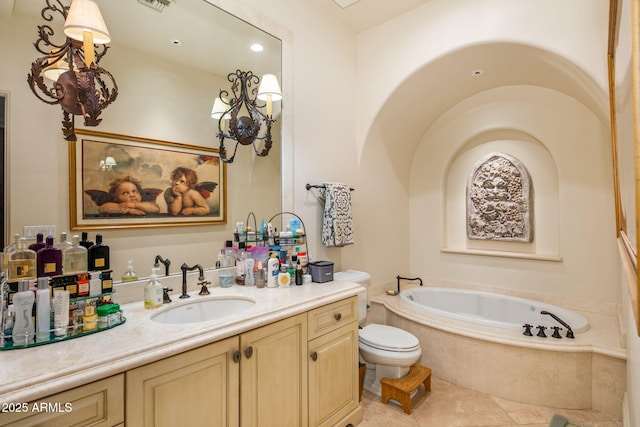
122;260;138;282
144;267;163;309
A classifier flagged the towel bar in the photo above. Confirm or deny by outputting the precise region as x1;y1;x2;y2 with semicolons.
306;183;354;191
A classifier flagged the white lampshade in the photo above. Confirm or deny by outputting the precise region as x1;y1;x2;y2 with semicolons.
257;74;282;102
210;97;228;119
43;51;71;81
64;0;111;44
105;156;117;167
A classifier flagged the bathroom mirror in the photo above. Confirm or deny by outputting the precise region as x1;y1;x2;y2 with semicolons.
0;93;5;247
609;0;640;334
5;0;282;236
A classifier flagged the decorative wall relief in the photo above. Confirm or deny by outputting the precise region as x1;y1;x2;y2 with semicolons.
467;152;532;242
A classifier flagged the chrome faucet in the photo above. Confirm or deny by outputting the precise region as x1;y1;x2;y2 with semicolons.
180;263;205;299
154;255;171;276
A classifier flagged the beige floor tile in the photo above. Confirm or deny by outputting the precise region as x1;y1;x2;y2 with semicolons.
358;376;622;427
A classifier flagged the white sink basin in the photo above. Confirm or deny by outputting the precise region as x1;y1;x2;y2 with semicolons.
151;296;256;324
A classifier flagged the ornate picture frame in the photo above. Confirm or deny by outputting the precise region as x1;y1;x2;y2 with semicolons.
609;0;640;333
70;130;226;230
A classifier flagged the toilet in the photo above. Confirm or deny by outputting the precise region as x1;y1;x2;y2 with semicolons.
334;270;422;397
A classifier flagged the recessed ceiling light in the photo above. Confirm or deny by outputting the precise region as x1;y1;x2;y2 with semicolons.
250;43;264;52
170;39;183;46
471;69;485;77
333;0;361;8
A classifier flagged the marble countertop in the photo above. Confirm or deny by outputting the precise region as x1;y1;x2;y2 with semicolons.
0;280;364;405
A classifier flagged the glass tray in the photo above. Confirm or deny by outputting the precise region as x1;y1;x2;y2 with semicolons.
0;313;126;350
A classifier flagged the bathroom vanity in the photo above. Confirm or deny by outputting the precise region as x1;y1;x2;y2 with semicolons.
0;280;363;427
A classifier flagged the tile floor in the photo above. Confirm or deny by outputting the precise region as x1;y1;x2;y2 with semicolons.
358;376;622;427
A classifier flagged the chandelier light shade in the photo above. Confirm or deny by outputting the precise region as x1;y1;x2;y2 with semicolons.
213;70;282;163
27;0;118;141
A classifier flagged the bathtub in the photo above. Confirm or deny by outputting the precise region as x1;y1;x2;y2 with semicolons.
399;287;589;334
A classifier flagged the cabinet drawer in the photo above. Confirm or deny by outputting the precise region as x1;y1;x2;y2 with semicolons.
308;296;358;339
0;374;124;427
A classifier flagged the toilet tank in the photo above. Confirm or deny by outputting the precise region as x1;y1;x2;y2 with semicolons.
334;270;371;324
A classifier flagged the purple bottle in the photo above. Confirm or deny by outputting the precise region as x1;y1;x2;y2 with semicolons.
37;236;63;277
29;233;46;253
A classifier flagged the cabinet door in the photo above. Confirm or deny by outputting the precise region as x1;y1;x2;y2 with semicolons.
308;322;360;427
0;374;124;427
240;313;307;427
126;337;239;427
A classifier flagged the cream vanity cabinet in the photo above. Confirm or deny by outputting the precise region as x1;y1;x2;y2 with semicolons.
307;296;361;427
126;313;308;427
0;374;124;427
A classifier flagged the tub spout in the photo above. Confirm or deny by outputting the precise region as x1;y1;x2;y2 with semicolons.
541;310;574;339
396;275;423;295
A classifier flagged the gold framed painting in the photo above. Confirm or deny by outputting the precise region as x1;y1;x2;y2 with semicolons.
609;0;640;334
70;130;226;230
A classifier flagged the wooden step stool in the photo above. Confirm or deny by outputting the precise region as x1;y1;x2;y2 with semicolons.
380;364;431;415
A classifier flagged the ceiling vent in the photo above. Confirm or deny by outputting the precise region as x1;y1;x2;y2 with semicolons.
137;0;176;12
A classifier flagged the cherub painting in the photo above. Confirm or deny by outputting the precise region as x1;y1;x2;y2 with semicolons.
72;130;226;229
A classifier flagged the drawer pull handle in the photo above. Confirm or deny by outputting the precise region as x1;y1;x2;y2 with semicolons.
232;351;241;363
245;346;254;359
310;351;318;361
334;313;342;321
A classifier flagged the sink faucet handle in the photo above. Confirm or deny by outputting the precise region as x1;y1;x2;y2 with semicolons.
163;287;173;304
198;280;211;296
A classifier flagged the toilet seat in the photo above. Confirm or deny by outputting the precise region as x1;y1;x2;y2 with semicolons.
359;324;420;352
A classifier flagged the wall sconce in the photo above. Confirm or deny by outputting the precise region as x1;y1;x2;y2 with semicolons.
99;156;117;170
211;70;282;163
27;0;118;141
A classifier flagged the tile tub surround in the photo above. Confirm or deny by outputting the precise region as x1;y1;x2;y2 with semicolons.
369;289;626;419
0;280;364;405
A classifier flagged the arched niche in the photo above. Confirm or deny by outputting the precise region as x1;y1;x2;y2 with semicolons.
444;129;560;260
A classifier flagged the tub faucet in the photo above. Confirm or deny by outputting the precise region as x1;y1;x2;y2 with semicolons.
180;263;205;299
540;310;574;339
396;275;423;295
154;255;171;276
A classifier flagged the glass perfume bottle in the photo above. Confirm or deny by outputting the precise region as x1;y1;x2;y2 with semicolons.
8;238;37;282
2;233;20;271
56;232;73;253
63;235;88;275
88;234;110;271
79;232;94;250
28;233;45;252
37;236;63;277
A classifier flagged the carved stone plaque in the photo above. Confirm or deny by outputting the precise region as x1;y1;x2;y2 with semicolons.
466;152;532;242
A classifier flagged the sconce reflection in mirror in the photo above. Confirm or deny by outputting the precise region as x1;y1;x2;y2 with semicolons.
211;70;282;163
99;156;116;170
27;0;118;142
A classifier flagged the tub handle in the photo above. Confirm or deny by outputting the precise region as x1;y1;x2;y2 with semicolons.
334;313;342;321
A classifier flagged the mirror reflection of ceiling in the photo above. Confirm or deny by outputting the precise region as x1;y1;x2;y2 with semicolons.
12;0;282;79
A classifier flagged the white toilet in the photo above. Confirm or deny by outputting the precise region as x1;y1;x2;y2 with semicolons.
334;270;422;397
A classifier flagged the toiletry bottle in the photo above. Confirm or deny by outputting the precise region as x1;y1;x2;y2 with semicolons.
56;232;73;253
82;305;98;332
8;238;37;282
88;234;110;271
2;233;20;271
235;242;247;285
53;289;69;337
63;235;88;274
224;240;236;267
295;257;303;286
267;253;279;288
255;262;265;288
144;267;163;309
122;260;138;282
277;264;291;288
35;277;51;343
28;233;45;252
12;279;35;345
37;236;63;277
79;232;94;250
245;258;255;286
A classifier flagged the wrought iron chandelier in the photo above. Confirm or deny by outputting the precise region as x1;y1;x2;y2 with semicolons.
27;0;118;141
211;70;282;163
